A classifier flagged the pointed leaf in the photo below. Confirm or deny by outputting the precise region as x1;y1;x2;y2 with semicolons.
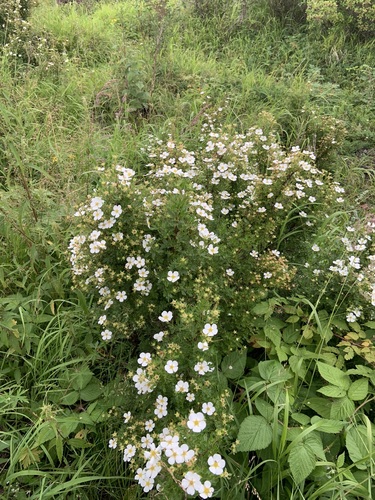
236;415;273;451
317;385;347;398
221;350;247;379
317;362;351;390
347;378;368;401
288;443;316;483
330;396;355;420
346;426;371;470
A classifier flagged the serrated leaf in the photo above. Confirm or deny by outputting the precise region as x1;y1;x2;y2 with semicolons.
258;360;292;383
291;413;310;425
80;379;102;401
346;426;371;470
252;302;271;316
317;362;351;390
61;390;79;405
254;398;274;422
221;350;247;379
317;385;347;398
337;452;345;468
310;416;345;434
67;438;92;449
55;436;63;462
71;366;93;391
330;396;355;420
306;397;331;418
347;378;368;401
264;324;281;347
304;432;326;461
286;315;300;324
288;443;316;483
236;415;273;451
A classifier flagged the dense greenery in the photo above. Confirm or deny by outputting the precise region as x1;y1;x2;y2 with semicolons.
0;0;374;498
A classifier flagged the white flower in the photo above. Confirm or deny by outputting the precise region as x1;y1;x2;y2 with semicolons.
346;312;357;323
202;402;216;415
101;329;112;341
199;481;214;499
159;311;173;322
153;331;165;342
123;444;136;462
181;471;202;496
274;202;283;210
194;360;213;375
108;438;117;449
90;196;104;210
175;380;189;393
187;412;206;433
111;205;122;218
208;453;226;475
145;420;155;432
226;268;234;276
263;272;272;279
123;411;131;423
202;323;218;337
198;341;209;351
164;360;178;374
175;443;195;464
116;291;127;302
167;271;180;282
186;392;195;402
138;352;152;367
207;244;219;255
312;244;320;252
98;315;106;325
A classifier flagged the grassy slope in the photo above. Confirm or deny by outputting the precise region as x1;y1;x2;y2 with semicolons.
0;0;374;498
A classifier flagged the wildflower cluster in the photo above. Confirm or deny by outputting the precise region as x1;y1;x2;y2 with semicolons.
69;111;374;495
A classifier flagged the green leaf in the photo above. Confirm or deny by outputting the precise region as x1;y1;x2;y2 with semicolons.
258;360;292;383
71;366;93;391
67;438;92;449
364;321;375;329
288;443;316;483
330;396;355;420
264;323;281;347
317;385;347;398
317;362;351;390
80;379;102;401
310;416;345;434
61;390;79;405
236;415;273;451
304;433;326;461
337;452;345;468
35;424;56;446
347;378;368;401
346;426;371;470
305;397;331;419
252;302;271;316
55;436;63;462
291;413;310;426
221;350;247;379
286;315;300;324
254;398;274;422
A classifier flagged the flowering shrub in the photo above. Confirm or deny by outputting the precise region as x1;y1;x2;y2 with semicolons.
69;109;375;496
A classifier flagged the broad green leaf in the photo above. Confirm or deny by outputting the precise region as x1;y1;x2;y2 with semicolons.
236;415;273;451
305;397;331;419
252;302;271;316
71;366;93;391
61;390;79;405
254;398;274;422
264;324;281;347
317;385;347;398
346;426;371;470
258;360;292;383
286;315;300;324
80;379;102;401
330;396;355;420
288;442;316;483
304;433;326;461
291;413;310;426
317;362;351;390
364;321;375;329
221;350;247;379
35;424;56;446
347;378;368;401
67;438;92;449
310;416;345;434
